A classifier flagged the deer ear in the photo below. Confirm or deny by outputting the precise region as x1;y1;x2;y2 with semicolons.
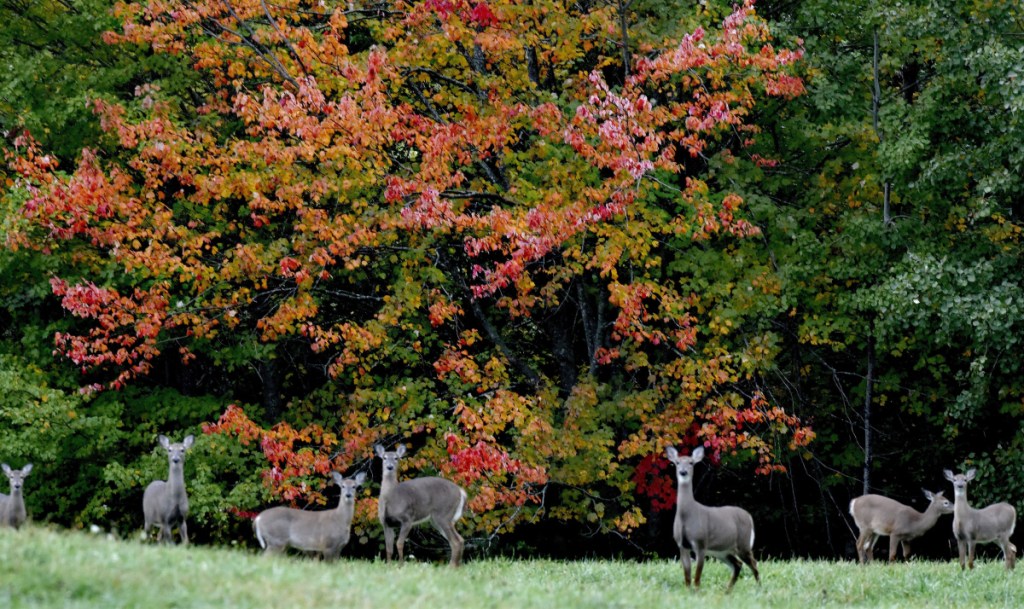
21;463;32;476
182;435;195;449
923;489;934;500
396;444;407;457
943;469;955;482
691;446;705;462
354;471;367;485
666;446;679;460
1;464;10;475
331;471;345;485
158;435;171;449
965;468;976;481
374;444;385;458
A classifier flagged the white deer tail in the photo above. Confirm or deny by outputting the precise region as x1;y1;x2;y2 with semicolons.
254;514;267;549
453;488;468;524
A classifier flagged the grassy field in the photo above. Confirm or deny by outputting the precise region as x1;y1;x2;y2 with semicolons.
1;526;1021;609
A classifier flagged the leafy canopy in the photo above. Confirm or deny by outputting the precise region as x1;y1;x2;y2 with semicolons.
6;0;812;537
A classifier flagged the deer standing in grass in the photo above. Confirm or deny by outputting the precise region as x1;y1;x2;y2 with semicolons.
849;489;953;563
254;471;365;559
666;446;759;592
944;468;1017;570
0;463;33;529
375;444;467;567
142;434;194;544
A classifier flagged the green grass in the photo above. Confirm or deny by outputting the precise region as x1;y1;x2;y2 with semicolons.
1;526;1021;608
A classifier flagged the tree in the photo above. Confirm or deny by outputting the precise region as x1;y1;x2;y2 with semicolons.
745;0;1024;554
0;0;202;161
5;0;813;545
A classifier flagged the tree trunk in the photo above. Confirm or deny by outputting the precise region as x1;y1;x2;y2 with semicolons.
575;276;605;377
469;299;542;389
617;0;632;82
862;327;876;496
259;358;283;422
547;305;578;396
872;28;892;226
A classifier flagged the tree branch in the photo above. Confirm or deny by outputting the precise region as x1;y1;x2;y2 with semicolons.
259;0;310;79
211;0;300;89
468;299;542;389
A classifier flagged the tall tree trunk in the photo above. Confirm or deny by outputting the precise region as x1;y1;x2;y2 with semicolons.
547;307;578;396
575;276;606;377
259;358;283;422
872;28;892;225
617;0;632;82
862;326;876;496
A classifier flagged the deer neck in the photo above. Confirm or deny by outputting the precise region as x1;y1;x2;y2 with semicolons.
378;469;399;519
380;469;399;497
379;468;400;507
167;462;187;501
676;477;697;513
952;487;970;513
6;487;24;522
336;499;355;526
909;503;943;534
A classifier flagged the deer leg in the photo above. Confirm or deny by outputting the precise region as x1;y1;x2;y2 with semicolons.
967;540;976;570
179;520;189;545
887;537;898;563
859;532;879;564
1001;539;1016;571
433;518;464;567
158;523;172;544
957;539;967;570
693;546;706;589
741;550;760;584
900;540;912;561
854;530;869;564
382;525;395;561
396;522;414;563
679;545;692;587
725;555;742;592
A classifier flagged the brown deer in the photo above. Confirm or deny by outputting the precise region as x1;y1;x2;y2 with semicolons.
849;489;953;563
254;471;365;559
944;468;1017;570
142;434;194;544
665;446;759;592
375;444;467;566
0;463;33;529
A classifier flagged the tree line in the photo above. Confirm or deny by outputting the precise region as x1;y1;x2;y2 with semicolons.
0;0;1021;559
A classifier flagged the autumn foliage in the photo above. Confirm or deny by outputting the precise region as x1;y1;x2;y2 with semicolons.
6;0;813;538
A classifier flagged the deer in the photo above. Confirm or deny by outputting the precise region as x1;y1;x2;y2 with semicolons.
374;444;468;567
254;471;366;559
665;446;760;592
849;489;953;563
0;463;33;529
943;468;1017;570
142;434;194;544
